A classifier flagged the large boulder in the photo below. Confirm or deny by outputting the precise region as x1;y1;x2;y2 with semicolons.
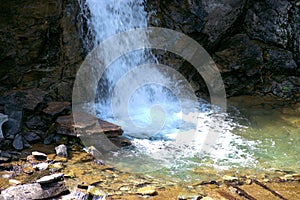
244;0;300;65
148;0;246;49
0;182;68;200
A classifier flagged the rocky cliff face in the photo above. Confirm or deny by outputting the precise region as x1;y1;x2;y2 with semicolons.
147;0;300;99
0;0;299;101
0;0;299;150
0;0;85;101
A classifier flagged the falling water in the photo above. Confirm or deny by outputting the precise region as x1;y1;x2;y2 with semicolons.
78;0;258;177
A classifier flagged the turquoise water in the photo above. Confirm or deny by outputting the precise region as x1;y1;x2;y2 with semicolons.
100;96;300;182
229;96;300;173
80;0;299;181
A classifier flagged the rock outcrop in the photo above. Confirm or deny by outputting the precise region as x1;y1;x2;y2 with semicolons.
1;0;299;101
0;0;299;150
147;0;300;100
0;0;85;101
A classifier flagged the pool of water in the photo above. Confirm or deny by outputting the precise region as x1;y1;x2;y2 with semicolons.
95;95;300;183
80;0;299;181
228;95;300;173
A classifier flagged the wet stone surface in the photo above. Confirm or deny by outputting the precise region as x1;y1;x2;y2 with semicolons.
0;143;298;200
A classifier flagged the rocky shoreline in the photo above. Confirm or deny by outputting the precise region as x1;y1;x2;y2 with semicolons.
0;89;299;199
0;91;300;199
0;143;300;200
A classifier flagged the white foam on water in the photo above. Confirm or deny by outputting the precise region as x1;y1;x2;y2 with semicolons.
82;0;258;172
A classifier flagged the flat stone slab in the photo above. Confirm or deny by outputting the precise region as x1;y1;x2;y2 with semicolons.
0;182;68;200
32;151;47;159
36;173;64;184
43;102;70;116
56;113;123;138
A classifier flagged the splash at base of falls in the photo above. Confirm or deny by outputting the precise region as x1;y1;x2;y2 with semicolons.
77;0;300;181
77;0;257;176
96;97;258;177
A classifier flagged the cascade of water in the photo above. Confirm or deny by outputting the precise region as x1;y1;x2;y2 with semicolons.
77;0;257;174
81;0;198;139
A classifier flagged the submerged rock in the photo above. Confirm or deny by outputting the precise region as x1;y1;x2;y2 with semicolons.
85;146;103;160
136;186;157;195
23;164;34;174
50;162;64;171
61;189;89;200
222;175;238;181
178;192;202;200
87;185;106;197
201;197;214;200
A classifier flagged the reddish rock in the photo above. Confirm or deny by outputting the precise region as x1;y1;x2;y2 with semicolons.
56;115;75;136
55;113;128;147
43;102;71;116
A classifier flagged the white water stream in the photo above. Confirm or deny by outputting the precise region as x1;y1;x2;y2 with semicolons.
79;0;257;175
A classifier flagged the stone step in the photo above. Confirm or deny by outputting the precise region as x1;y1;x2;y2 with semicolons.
55;113;129;148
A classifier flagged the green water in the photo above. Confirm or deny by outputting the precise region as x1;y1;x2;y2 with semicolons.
144;96;300;182
99;96;300;182
230;96;300;173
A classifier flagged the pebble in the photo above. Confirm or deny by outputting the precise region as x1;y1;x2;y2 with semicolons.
119;186;130;191
136;186;157;195
33;163;49;171
86;146;103;159
23;164;34;174
177;192;201;200
201;197;214;200
245;179;252;185
2;173;12;179
0;156;10;162
36;173;64;184
281;173;300;180
228;186;237;193
9;179;21;186
78;182;89;189
64;170;76;178
32;151;47;159
222;175;238;181
55;144;68;157
61;189;89;200
262;178;270;182
50;162;64;171
87;185;106;196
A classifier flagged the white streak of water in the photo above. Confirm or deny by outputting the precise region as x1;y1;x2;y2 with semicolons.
82;0;257;173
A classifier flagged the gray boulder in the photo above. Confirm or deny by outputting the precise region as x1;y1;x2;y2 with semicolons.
0;113;8;139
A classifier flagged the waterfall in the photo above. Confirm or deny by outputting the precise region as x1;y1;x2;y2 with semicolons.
76;0;257;174
80;0;199;139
